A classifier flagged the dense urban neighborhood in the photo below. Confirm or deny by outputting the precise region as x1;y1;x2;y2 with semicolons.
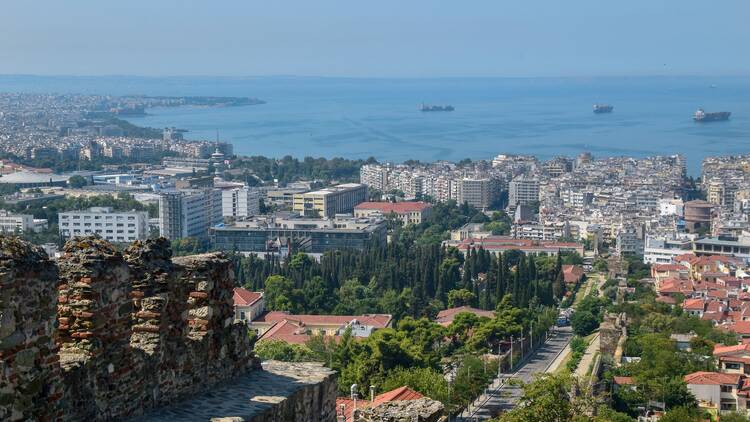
4;93;750;421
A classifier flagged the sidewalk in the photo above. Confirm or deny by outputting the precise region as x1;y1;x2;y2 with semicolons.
573;332;600;379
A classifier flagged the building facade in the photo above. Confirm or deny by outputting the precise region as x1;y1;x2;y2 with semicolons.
353;201;432;225
211;213;386;255
508;176;540;207
457;178;499;210
222;187;260;218
59;207;148;242
158;189;222;240
292;183;367;218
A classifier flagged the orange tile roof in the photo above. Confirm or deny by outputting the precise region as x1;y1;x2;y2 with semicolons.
233;288;263;307
684;371;741;386
435;306;494;325
562;265;585;284
355;201;432;213
721;321;750;335
714;343;750;356
371;386;423;406
256;311;392;328
614;376;635;385
682;298;705;311
335;386;424;422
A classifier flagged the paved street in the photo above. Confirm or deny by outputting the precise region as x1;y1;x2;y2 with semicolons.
456;327;573;421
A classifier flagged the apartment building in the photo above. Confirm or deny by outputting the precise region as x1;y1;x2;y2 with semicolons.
0;210;37;234
221;187;260;218
508;175;540;207
292;183;367;218
59;207;148;242
457;178;499;210
158;189;222;240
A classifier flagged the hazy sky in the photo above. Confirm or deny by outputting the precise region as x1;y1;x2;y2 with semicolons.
1;0;748;78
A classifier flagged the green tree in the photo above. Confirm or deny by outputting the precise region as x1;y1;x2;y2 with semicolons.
254;340;317;362
658;406;701;422
447;288;476;308
67;175;88;188
571;311;599;336
264;275;297;312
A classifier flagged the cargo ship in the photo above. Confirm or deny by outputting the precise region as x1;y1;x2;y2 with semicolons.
694;108;731;122
593;104;613;114
420;104;454;112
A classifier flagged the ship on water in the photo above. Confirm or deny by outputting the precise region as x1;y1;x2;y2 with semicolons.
693;108;731;122
420;104;454;112
593;104;613;114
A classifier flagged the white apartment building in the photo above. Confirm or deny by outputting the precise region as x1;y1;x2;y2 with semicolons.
0;210;43;234
508;176;540;207
659;198;685;217
158;189;222;240
643;234;694;264
222;187;260;218
59;207;149;242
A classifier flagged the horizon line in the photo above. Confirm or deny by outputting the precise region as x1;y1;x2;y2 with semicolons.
1;72;750;81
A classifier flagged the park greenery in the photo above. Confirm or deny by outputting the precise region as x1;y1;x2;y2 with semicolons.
254;297;553;414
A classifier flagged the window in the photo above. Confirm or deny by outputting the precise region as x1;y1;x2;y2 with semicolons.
721;385;734;393
725;363;741;370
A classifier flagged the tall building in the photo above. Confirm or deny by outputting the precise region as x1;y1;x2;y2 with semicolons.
456;178;499;210
222;187;261;218
292;183;367;218
59;207;148;242
158;189;222;240
508;176;540;207
360;164;389;191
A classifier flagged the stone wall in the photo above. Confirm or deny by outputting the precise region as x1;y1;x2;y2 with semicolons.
0;236;262;421
0;237;62;421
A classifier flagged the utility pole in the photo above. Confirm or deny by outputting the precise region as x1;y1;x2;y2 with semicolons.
530;321;534;352
509;336;514;372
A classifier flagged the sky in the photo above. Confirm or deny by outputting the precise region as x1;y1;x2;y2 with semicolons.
1;0;749;78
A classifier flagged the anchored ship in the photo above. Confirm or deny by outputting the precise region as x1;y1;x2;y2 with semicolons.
694;108;731;122
420;104;454;112
593;104;613;114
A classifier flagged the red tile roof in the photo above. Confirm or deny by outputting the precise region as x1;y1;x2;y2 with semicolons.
355;201;432;214
258;319;314;344
371;386;424;406
256;311;392;328
233;288;263;307
721;321;750;335
714;343;750;357
614;376;635;385
335;386;424;422
682;298;705;311
684;371;741;386
562;265;585;284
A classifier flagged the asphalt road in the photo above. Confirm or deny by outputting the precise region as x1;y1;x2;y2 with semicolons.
456;327;574;421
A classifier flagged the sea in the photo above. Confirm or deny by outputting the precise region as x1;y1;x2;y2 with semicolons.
2;74;750;175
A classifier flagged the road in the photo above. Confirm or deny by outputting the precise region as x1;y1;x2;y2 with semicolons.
456;327;573;421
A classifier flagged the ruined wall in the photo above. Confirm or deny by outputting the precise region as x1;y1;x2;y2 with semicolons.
0;237;62;421
0;236;261;421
